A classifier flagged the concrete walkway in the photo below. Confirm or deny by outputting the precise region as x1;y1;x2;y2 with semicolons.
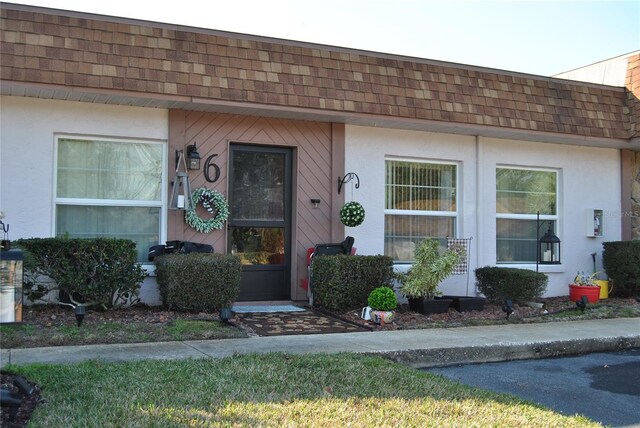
2;318;639;369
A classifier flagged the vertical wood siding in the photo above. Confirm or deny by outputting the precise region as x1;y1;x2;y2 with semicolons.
169;110;343;300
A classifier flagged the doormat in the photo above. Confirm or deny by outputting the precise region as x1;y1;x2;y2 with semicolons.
231;305;306;313
234;309;370;336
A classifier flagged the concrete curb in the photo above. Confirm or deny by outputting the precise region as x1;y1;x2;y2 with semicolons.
377;336;640;368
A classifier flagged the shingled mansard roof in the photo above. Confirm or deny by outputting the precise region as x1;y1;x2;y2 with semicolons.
1;3;638;148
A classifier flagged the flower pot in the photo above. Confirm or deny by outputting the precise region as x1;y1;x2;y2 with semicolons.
408;297;452;315
443;296;486;312
568;284;600;304
370;310;395;324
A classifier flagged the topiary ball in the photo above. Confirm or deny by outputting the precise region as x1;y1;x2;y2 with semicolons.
340;201;365;227
367;286;398;311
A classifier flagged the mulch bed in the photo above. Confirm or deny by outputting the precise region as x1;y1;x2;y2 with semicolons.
12;296;638;334
333;296;640;331
17;304;220;327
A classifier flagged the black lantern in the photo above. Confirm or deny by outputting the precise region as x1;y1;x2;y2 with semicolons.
537;211;561;271
186;143;201;170
539;225;561;264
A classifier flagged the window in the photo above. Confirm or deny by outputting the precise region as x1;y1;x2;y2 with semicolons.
496;167;558;263
385;159;458;262
55;137;165;262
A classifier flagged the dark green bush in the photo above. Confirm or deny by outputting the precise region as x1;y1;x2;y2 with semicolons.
475;266;548;303
154;253;241;312
367;286;397;311
603;241;640;297
16;237;145;309
311;255;394;311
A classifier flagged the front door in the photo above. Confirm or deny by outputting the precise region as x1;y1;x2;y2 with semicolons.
228;144;292;301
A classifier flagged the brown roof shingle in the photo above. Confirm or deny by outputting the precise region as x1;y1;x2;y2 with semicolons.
0;5;633;140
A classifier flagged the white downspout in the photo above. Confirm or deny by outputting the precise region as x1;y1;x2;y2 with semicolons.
475;136;483;296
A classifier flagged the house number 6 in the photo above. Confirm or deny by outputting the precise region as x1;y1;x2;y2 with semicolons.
204;154;221;183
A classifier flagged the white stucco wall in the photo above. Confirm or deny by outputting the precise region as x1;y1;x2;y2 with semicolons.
0;97;624;303
345;125;622;298
0;96;169;305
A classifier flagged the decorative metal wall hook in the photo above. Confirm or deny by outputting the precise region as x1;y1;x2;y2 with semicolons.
338;172;360;194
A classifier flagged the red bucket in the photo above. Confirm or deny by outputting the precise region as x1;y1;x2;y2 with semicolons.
569;284;600;304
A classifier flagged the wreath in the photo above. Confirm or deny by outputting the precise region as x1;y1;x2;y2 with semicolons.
185;187;229;233
340;201;365;227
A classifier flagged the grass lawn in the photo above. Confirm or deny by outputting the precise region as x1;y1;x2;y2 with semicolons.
7;353;598;428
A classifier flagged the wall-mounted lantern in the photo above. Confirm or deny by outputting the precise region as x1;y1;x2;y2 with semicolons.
186;143;201;170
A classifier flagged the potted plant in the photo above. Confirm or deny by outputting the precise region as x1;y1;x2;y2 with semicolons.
397;238;465;315
367;286;397;324
569;272;601;304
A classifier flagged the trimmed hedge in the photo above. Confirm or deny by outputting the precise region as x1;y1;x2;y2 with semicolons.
475;266;548;303
154;253;241;312
603;241;640;297
311;255;394;311
16;237;145;309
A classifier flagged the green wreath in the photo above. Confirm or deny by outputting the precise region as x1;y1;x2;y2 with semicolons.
340;201;365;227
185;187;229;233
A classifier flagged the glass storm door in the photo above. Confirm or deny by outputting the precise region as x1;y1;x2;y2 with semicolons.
228;145;292;301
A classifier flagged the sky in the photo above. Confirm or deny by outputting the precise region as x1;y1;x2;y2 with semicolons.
5;0;640;76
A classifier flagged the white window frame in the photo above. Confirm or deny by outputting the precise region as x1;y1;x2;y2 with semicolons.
53;134;168;267
384;157;460;263
495;165;560;267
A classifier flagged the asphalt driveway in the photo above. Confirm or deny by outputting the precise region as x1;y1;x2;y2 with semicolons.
425;349;640;427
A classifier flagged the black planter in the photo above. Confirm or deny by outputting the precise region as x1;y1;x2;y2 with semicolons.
408;297;452;314
443;296;486;313
219;307;233;322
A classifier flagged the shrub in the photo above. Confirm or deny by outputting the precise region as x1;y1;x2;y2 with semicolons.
16;237;145;309
367;286;398;311
603;241;640;297
475;266;548;303
397;238;465;299
311;255;394;311
155;253;241;312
